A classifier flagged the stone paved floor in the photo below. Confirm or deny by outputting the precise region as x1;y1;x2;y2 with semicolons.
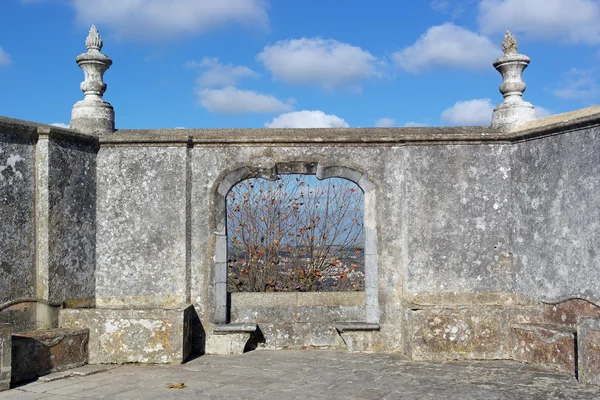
2;350;600;399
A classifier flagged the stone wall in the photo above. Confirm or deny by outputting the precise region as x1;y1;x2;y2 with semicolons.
95;145;189;309
3;107;600;363
0;117;98;331
513;125;600;303
0;128;35;304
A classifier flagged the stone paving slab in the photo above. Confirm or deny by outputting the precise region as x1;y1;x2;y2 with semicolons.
2;350;600;399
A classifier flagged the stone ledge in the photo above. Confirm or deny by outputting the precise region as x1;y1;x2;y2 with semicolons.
335;322;380;333
213;323;258;334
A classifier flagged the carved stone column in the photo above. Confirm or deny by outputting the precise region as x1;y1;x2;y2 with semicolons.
70;25;115;135
491;30;535;132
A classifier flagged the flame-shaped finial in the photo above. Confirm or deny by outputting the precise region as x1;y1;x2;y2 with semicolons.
85;25;103;52
501;30;518;55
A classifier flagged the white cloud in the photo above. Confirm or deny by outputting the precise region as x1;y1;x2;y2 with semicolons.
265;110;349;128
0;47;11;66
478;0;600;44
441;98;494;125
70;0;268;40
50;122;70;128
441;98;552;125
375;118;395;127
198;87;293;114
393;23;498;72
535;106;552;118
553;68;599;102
403;121;429;127
186;57;258;87
257;38;380;89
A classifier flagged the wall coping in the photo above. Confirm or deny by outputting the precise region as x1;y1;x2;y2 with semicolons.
0;116;99;146
92;106;600;146
4;105;599;147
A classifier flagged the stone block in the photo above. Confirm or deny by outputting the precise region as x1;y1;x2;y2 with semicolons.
543;300;600;328
59;306;194;364
11;328;88;384
578;317;600;386
0;324;11;391
205;333;249;355
410;307;511;361
511;324;576;376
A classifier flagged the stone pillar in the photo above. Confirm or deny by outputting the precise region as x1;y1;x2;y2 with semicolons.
70;25;115;135
491;30;535;132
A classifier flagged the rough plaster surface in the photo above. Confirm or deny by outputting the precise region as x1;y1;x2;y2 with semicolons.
0;133;35;303
403;144;514;294
48;138;97;304
513;127;600;302
96;146;188;308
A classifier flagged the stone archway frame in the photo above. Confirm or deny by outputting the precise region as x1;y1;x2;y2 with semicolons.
212;162;379;325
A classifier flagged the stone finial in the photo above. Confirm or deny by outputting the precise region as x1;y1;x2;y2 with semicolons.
85;25;103;52
491;30;535;132
501;30;517;55
70;25;115;135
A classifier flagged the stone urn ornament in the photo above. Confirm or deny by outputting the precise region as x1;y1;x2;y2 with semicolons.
70;25;115;134
491;30;536;132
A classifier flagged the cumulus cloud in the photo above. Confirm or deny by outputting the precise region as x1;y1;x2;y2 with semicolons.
393;23;498;72
0;47;11;66
69;0;268;40
257;38;380;89
50;122;70;128
441;98;553;125
441;98;494;125
553;68;599;102
478;0;600;44
186;57;258;87
265;110;349;128
375;118;395;127
403;121;429;127
534;106;552;118
198;87;293;114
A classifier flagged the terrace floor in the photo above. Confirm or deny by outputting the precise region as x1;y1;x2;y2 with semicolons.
2;350;600;399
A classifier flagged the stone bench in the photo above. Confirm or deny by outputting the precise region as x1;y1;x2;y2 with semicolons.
511;324;577;376
511;317;600;386
578;317;600;386
0;324;11;391
206;324;262;355
11;328;89;384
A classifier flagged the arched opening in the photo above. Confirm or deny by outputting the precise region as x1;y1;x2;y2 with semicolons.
227;174;364;293
213;162;378;325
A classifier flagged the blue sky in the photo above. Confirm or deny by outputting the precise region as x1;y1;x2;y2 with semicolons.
0;0;599;129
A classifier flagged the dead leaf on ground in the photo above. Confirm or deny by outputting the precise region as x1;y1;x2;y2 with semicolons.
166;382;186;389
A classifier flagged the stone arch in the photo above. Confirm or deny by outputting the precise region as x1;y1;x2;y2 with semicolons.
212;162;379;325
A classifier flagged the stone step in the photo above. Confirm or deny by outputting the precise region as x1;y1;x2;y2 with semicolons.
11;328;89;384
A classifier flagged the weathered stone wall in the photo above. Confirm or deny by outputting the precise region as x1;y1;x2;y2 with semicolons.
512;125;600;303
95;145;189;309
47;138;97;305
0;117;98;331
0;130;35;304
